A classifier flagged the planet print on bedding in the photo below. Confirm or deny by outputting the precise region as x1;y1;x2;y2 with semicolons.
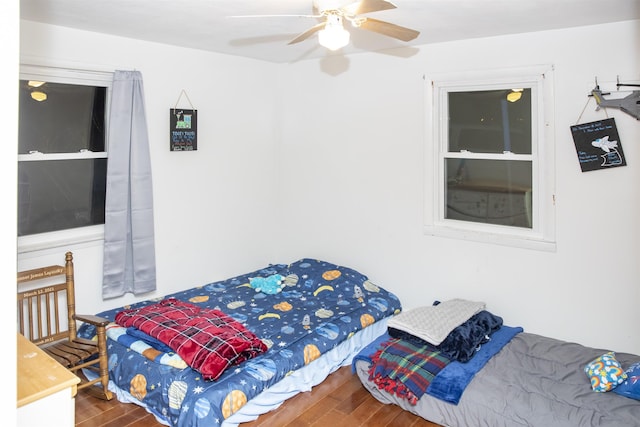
77;258;402;427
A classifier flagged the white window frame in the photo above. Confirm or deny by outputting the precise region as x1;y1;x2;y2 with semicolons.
18;65;113;254
423;65;556;251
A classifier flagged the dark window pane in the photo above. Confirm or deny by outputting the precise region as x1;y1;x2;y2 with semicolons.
445;158;532;228
18;81;106;154
448;89;531;154
18;159;107;236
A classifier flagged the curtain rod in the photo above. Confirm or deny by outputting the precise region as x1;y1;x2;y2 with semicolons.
20;55;135;75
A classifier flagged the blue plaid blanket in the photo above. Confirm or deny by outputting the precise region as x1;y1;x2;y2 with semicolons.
369;338;451;404
355;325;523;405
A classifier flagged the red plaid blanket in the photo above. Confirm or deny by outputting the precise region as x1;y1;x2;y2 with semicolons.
115;298;267;380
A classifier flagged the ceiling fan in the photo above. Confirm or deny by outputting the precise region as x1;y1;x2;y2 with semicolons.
232;0;420;51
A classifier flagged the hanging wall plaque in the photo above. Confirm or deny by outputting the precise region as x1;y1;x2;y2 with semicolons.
170;109;197;151
570;118;626;172
170;90;197;151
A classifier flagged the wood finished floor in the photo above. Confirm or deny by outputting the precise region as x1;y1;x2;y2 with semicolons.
75;365;442;427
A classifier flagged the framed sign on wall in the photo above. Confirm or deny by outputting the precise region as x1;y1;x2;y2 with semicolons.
570;118;626;172
170;108;197;151
170;89;197;151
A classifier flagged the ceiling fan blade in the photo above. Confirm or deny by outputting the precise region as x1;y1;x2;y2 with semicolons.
357;17;420;42
227;14;320;19
288;22;327;45
342;0;397;16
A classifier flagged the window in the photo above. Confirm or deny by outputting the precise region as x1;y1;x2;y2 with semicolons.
424;66;556;251
18;66;112;247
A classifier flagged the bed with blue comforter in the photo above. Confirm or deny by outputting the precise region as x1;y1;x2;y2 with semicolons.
78;258;401;427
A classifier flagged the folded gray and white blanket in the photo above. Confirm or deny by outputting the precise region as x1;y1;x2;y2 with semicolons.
387;299;485;346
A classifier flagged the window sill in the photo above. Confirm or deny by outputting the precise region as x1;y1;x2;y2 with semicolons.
18;225;105;254
423;224;556;252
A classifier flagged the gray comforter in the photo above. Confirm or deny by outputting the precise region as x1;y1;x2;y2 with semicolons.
354;332;640;427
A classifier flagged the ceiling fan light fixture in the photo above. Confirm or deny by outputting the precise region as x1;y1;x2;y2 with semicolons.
318;15;350;51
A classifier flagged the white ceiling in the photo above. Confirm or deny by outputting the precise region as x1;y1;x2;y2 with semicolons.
20;0;640;63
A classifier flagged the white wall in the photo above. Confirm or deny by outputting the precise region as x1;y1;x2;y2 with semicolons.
17;19;640;355
18;21;283;314
278;20;640;355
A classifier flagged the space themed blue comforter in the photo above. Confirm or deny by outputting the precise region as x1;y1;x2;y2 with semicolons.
78;258;401;427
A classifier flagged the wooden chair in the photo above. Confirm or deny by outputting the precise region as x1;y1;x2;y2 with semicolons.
17;251;113;400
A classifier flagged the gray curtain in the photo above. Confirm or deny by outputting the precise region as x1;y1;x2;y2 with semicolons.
102;70;156;298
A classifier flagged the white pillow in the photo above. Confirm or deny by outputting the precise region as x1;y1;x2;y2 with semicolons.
387;299;485;346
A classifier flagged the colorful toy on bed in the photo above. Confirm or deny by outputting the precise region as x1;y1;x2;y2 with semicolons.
249;273;284;294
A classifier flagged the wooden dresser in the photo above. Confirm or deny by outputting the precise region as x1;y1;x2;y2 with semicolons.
17;333;80;427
